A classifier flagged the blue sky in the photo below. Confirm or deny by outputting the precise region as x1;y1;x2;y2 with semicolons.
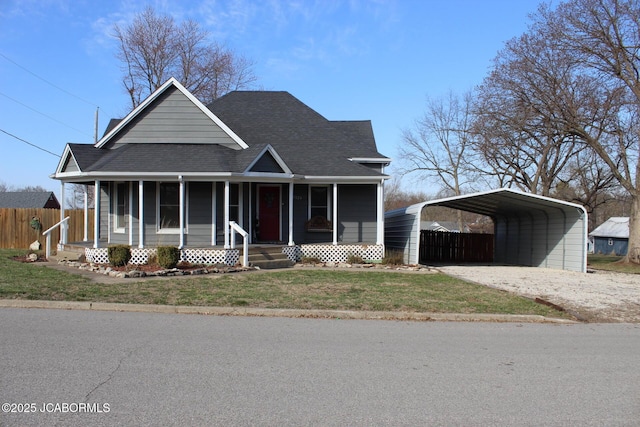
0;0;542;199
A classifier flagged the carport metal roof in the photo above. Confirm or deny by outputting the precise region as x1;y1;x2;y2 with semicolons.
384;188;588;272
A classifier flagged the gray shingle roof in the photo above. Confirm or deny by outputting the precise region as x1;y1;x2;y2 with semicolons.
65;90;389;178
0;192;59;208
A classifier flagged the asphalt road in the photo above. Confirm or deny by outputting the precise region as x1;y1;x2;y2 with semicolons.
1;308;639;426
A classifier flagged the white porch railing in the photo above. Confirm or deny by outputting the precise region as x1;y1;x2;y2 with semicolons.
229;221;249;267
43;216;70;259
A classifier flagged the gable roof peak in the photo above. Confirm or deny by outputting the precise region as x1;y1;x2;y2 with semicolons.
95;77;248;150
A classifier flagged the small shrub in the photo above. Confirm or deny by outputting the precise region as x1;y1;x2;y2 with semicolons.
147;252;158;266
382;250;404;265
157;246;180;269
346;254;364;264
301;256;321;264
108;245;131;267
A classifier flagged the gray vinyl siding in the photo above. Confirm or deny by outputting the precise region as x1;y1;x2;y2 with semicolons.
61;154;79;173
292;184;377;244
338;184;377;243
99;184;108;242
186;182;212;246
109;87;240;148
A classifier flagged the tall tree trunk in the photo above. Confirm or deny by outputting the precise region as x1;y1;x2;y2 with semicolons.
626;193;640;263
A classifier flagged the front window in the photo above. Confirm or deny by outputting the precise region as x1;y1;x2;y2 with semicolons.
310;186;329;219
229;184;240;223
159;182;180;229
115;182;128;232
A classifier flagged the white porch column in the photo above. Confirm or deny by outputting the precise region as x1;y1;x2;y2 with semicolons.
60;182;66;245
83;185;88;241
332;183;338;245
376;180;384;245
128;181;133;246
179;176;185;249
211;183;217;246
93;180;100;248
288;182;294;246
224;180;230;249
138;180;144;248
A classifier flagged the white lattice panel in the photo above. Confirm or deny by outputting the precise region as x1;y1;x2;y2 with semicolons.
85;248;109;264
85;247;241;266
182;248;238;265
131;248;156;265
282;246;302;262
299;244;384;263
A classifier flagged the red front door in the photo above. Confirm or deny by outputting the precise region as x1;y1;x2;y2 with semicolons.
258;186;280;242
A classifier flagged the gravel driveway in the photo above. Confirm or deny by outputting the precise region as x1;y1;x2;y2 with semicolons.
436;265;640;323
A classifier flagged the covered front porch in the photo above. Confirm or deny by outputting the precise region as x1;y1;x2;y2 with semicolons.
58;178;385;267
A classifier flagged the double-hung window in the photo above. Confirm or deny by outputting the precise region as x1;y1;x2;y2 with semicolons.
309;186;329;219
158;182;180;231
114;182;128;233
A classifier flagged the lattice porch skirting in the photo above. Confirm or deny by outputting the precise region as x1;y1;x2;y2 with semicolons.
85;247;239;266
85;244;383;265
292;244;384;263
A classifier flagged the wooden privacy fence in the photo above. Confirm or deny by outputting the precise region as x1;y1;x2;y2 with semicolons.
419;230;494;264
0;208;94;249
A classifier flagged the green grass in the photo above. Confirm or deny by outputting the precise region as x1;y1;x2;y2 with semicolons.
588;254;640;274
0;249;570;318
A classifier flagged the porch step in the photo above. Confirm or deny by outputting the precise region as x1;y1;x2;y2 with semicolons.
245;247;294;270
49;250;83;262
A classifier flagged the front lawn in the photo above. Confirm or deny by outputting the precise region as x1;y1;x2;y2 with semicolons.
0;249;570;318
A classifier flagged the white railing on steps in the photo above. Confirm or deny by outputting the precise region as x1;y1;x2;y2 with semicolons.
43;216;70;259
229;221;249;267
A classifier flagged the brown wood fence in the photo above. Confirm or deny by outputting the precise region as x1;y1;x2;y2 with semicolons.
0;208;94;249
419;230;494;264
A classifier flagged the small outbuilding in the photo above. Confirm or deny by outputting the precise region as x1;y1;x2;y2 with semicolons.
385;188;588;273
589;217;628;256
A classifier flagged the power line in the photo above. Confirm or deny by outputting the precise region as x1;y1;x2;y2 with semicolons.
0;52;100;109
0;91;93;138
0;128;61;158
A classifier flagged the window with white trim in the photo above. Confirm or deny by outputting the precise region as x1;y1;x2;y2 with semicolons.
229;183;240;223
309;186;329;219
115;182;128;233
158;182;180;231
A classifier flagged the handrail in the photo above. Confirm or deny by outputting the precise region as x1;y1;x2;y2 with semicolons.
43;216;70;259
229;221;249;267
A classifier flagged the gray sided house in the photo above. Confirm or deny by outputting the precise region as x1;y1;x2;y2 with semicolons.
589;217;629;256
52;78;390;265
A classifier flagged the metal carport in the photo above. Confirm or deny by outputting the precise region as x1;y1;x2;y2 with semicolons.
384;188;588;272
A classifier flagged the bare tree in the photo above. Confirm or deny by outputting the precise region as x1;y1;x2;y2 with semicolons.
533;0;640;262
66;184;94;209
398;91;478;230
473;27;593;197
554;148;619;230
383;177;429;212
14;185;50;192
113;6;257;108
